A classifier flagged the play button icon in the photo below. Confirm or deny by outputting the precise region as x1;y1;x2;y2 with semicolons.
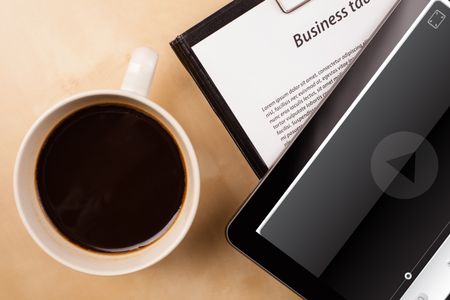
387;152;416;183
371;132;439;199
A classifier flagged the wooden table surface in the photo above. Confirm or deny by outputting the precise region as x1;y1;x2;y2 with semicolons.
0;1;299;299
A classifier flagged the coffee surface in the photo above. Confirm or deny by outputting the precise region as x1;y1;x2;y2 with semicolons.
36;104;186;253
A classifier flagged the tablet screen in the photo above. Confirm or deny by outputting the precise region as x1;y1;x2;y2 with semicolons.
257;2;450;299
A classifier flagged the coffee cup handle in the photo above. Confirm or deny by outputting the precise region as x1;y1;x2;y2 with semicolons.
121;48;158;97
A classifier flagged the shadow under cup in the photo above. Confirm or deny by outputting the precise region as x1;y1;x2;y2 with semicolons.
14;91;199;275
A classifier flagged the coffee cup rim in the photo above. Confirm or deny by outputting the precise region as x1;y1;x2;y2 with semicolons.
14;88;200;275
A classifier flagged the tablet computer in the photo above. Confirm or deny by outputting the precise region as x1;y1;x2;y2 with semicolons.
227;1;450;299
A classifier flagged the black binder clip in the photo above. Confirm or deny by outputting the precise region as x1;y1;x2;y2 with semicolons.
276;0;313;13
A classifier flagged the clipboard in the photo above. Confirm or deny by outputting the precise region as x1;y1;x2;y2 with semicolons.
170;0;400;178
171;0;269;178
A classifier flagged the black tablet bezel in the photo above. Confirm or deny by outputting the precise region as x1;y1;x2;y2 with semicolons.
226;1;429;299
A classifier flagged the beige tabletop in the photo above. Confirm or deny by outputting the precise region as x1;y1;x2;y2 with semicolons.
0;1;300;299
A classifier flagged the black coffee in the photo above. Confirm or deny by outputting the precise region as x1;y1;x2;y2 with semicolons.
36;104;186;253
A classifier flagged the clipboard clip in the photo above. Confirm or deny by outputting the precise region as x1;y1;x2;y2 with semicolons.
276;0;313;14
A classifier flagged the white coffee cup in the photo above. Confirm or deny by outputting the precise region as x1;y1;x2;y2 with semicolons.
13;48;200;276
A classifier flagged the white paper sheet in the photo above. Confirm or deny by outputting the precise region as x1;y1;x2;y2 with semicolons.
193;0;399;167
